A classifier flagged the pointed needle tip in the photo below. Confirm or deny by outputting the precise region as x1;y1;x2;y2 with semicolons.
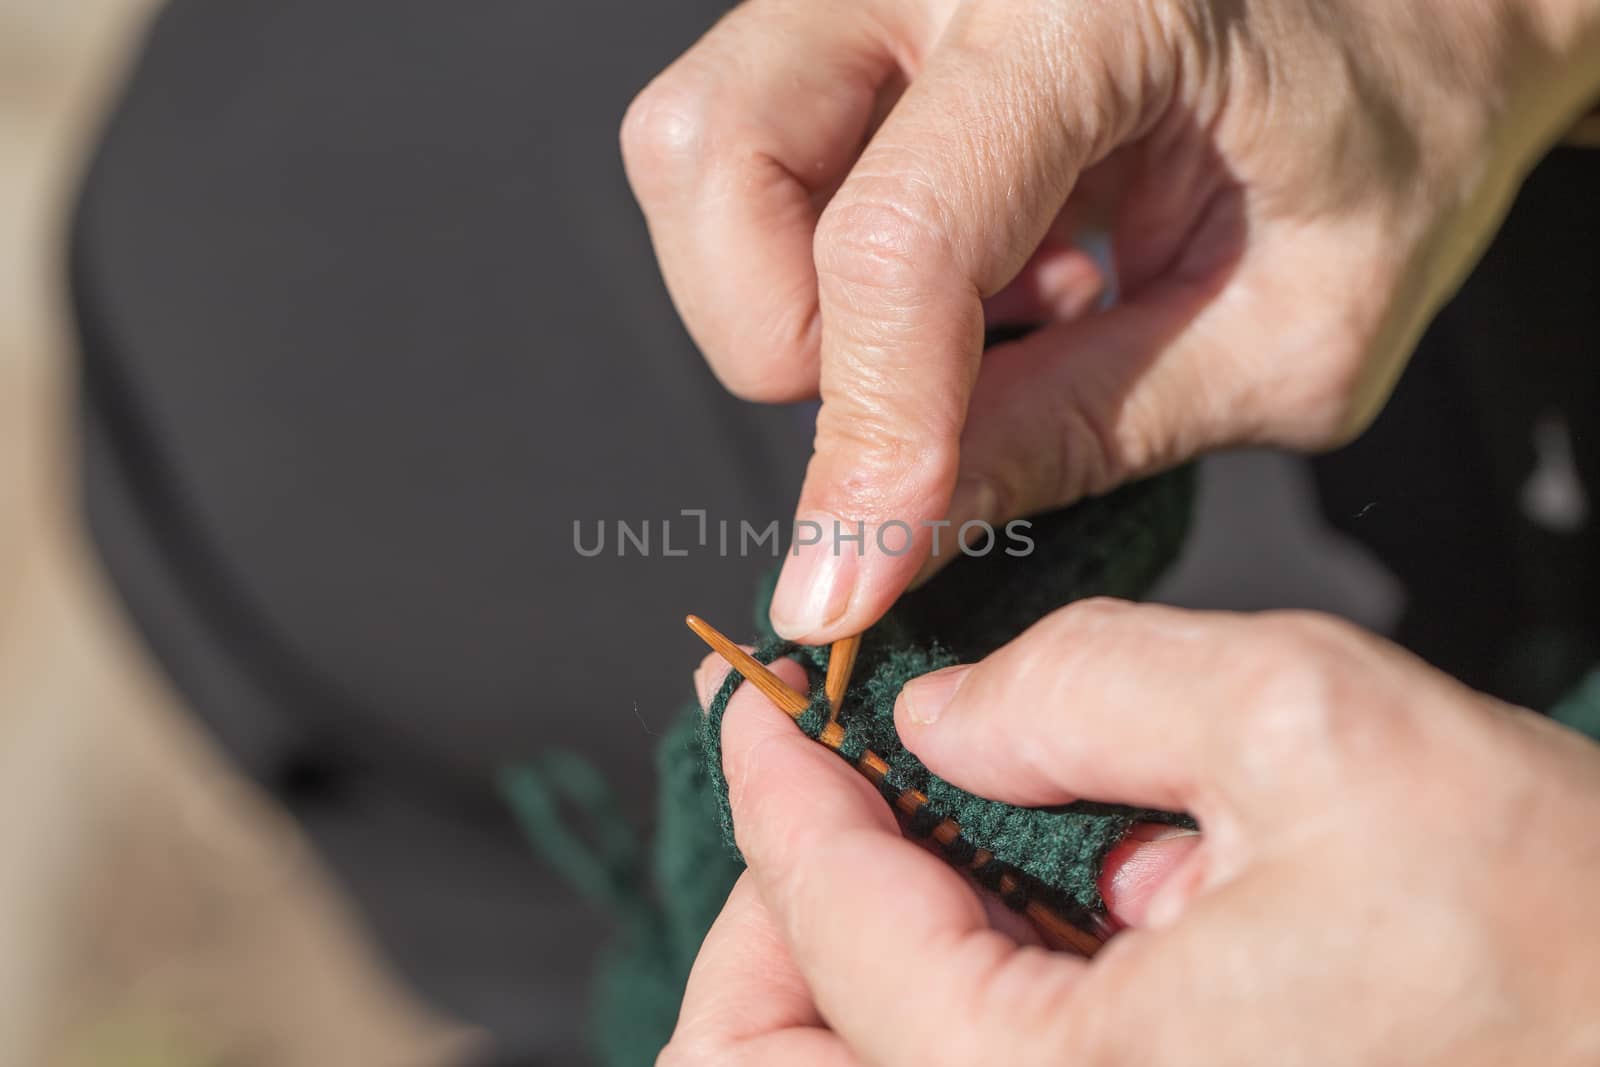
678;612;810;718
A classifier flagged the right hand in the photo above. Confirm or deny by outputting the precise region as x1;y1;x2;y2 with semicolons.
623;0;1600;643
669;600;1600;1064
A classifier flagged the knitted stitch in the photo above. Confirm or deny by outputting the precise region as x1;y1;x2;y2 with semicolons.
505;465;1600;1065
512;468;1200;1065
699;638;1192;914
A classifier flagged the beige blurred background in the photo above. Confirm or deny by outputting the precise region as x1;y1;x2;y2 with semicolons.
0;3;480;1063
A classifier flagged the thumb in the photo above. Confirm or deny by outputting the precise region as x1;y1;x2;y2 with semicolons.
769;6;1162;643
893;599;1346;830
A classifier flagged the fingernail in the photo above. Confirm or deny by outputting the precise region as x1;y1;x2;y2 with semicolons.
1036;247;1109;319
901;665;973;725
1123;823;1201;843
1103;830;1202;928
770;513;857;639
692;666;711;710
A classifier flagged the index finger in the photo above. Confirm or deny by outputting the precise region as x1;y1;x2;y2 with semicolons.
621;0;924;402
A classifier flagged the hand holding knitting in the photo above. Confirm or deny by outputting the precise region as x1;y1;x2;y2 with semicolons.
667;600;1600;1064
624;0;1600;644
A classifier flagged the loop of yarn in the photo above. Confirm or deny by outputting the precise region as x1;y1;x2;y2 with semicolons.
500;468;1600;1066
501;753;647;918
700;639;1191;913
514;467;1202;1064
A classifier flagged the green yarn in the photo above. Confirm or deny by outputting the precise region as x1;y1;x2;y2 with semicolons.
506;712;745;1067
697;471;1197;907
699;639;1191;913
504;458;1600;1065
501;753;646;916
649;710;746;970
507;468;1197;1065
594;710;743;1067
1552;669;1600;741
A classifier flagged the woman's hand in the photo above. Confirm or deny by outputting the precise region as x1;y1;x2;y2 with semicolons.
668;601;1600;1064
623;0;1600;643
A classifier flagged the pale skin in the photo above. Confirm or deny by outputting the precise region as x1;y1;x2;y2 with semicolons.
625;0;1600;1059
624;0;1600;642
672;603;1600;1064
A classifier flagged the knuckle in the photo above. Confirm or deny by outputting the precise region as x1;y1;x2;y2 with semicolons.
1049;391;1131;500
620;74;711;190
1231;613;1391;767
1022;599;1140;675
1014;597;1134;677
814;194;947;297
1262;607;1365;650
1239;658;1344;760
813;400;959;513
1052;596;1135;634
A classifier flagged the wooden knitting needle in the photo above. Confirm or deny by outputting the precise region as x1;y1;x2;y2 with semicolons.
684;614;1111;957
824;633;861;721
685;615;810;716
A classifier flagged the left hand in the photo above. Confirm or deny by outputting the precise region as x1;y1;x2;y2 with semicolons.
624;0;1600;646
669;601;1600;1065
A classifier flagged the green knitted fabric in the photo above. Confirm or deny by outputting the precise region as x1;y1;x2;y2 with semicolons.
510;469;1200;1065
699;638;1192;914
506;455;1600;1065
695;470;1198;918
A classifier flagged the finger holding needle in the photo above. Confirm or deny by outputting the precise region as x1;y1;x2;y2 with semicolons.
684;613;1111;956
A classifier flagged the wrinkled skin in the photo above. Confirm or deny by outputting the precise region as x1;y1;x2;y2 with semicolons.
670;601;1600;1065
630;0;1600;1060
623;0;1600;642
